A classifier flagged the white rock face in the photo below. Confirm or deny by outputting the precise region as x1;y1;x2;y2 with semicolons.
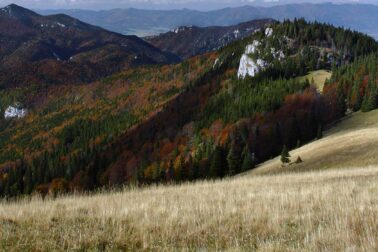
238;41;266;79
237;54;265;79
56;22;66;28
171;26;193;34
245;40;260;54
265;27;273;37
4;106;27;119
233;29;240;38
213;58;220;69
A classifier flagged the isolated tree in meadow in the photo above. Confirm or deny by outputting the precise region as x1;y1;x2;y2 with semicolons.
295;156;303;164
281;145;291;165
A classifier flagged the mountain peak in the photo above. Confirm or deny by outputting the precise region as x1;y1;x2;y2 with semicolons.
1;3;40;18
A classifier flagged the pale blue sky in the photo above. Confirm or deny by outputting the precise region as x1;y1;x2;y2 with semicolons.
1;0;377;10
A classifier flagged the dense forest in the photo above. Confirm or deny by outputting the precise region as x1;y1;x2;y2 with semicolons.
1;19;378;197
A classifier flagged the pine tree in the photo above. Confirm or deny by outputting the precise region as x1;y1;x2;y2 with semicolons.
367;79;378;111
210;146;223;178
281;145;291;165
317;124;323;139
361;93;369;112
24;166;33;194
241;145;254;172
336;84;347;117
227;144;241;175
178;155;187;181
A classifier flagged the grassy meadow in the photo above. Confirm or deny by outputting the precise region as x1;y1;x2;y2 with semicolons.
1;167;377;251
295;70;332;92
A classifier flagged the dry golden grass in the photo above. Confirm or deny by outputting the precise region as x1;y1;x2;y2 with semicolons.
1;166;378;251
249;110;378;176
295;70;332;92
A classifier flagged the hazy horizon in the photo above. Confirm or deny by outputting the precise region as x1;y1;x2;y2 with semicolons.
1;0;378;10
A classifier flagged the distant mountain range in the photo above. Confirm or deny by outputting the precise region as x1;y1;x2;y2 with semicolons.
38;3;378;39
146;19;276;59
0;4;178;88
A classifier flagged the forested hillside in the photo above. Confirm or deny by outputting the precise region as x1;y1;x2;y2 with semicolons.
1;19;377;197
328;53;378;113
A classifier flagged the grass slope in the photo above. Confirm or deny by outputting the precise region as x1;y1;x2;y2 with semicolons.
248;109;378;176
295;70;332;92
0;166;377;251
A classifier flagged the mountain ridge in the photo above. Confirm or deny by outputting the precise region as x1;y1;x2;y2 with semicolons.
145;19;276;59
38;3;378;39
0;4;180;88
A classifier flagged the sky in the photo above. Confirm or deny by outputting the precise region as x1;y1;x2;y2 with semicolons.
1;0;377;10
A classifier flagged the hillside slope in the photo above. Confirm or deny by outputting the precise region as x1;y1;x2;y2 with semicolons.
0;4;179;88
248;109;378;175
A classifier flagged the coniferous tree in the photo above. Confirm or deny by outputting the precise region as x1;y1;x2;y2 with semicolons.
317;124;323;140
367;77;378;111
227;144;241;175
361;93;369;112
241;145;254;172
336;84;347;117
281;145;291;165
178;155;187;181
24;166;33;194
210;146;224;178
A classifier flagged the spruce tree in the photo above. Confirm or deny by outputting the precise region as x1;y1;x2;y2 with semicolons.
178;155;187;181
227;144;241;175
316;124;323;140
24;166;33;194
281;145;291;165
361;93;369;112
241;145;254;172
367;82;377;111
210;146;223;178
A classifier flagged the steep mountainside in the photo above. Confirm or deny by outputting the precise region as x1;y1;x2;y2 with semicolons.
0;4;179;88
39;3;378;39
0;19;377;197
146;19;276;59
